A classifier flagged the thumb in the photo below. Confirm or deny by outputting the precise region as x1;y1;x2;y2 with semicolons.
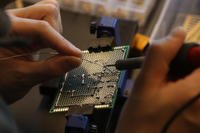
30;55;81;83
135;27;187;90
166;69;200;108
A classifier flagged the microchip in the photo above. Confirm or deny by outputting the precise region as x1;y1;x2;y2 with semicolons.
50;46;129;114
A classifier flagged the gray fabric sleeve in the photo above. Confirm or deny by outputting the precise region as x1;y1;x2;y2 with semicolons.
0;99;19;133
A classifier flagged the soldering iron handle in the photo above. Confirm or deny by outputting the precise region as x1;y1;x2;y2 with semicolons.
169;43;200;78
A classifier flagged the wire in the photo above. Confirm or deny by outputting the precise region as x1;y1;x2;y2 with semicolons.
161;93;200;133
0;51;58;61
0;51;113;72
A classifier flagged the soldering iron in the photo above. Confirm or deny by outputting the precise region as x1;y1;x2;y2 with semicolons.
111;43;200;77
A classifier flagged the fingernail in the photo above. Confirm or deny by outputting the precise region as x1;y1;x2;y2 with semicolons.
170;27;187;37
64;56;82;71
74;47;82;57
70;44;82;58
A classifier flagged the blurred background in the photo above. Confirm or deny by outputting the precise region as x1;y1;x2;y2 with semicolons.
6;0;200;133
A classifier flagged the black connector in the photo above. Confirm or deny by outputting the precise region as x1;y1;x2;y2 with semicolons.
88;45;113;53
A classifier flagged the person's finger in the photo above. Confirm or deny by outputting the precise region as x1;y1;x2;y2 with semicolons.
10;16;81;57
135;27;187;90
36;0;59;7
34;0;62;32
161;68;200;110
7;0;62;32
29;55;81;83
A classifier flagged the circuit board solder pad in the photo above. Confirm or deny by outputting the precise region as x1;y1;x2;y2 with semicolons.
50;46;129;113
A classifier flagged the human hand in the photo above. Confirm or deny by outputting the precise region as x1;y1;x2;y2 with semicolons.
8;0;63;33
0;0;81;104
116;28;200;133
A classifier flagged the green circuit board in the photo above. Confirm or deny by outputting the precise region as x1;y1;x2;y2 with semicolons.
50;46;129;114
